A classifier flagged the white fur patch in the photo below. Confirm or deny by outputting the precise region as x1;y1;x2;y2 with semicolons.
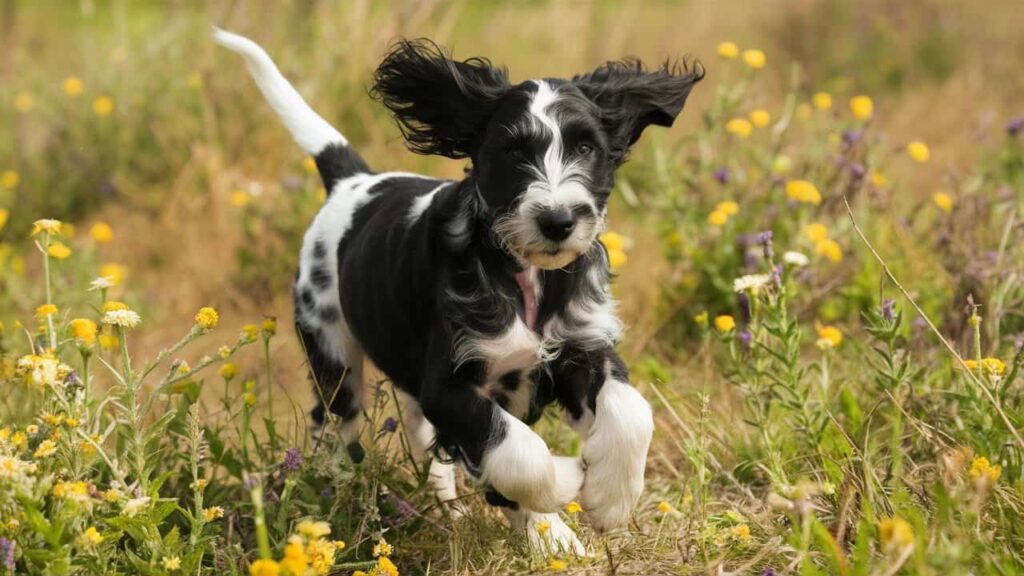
480;410;583;513
407;182;449;225
577;366;653;532
213;28;347;154
453;318;547;379
542;261;622;353
502;508;587;557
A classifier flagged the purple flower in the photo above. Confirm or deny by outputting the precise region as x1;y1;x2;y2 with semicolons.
714;167;730;184
771;265;782;287
738;329;753;349
381;417;399;434
282;175;303;190
849;162;866;179
756;231;774;261
1007;116;1024;137
0;537;13;573
881;299;896;322
319;488;334;498
760;569;777;576
281;447;303;473
842;129;862;146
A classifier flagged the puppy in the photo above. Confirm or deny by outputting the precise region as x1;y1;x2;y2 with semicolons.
214;29;702;554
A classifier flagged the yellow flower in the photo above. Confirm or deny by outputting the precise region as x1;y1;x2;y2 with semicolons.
195;306;219;330
90;222;114;243
599;231;626;252
376;556;399;576
231;190;252;207
99;334;120;350
76;526;104;549
812;92;833;110
786;180;822;205
869;171;888;188
93;96;114;117
549;559;568;571
1;170;19;189
849;95;874;120
249;559;280;576
0;208;8;230
969;456;1002;484
906;140;930;163
70;319;98;345
241;324;260;343
306;537;337;575
564;501;582;514
219;362;238;381
302;157;318;174
202;506;225;522
741;49;766;69
162;556;181;571
261;316;278;336
657;501;674;514
62;76;85;97
716;41;739;59
816;324;843;349
32;219;63;236
878;516;914;554
932;192;953;214
34;439;58;458
36;303;58;319
13;91;34;113
373;537;394;558
47;242;72;260
982;358;1006;375
333;540;346;550
748;109;771;128
606;248;627;271
772;155;793;174
714;315;736;332
297;519;332;539
708;210;729;227
814;238;842;263
802;220;827;240
99;263;126;285
728;524;751;542
725;118;753;139
102;307;142;329
693;311;709;326
281;541;310;575
716;201;740;216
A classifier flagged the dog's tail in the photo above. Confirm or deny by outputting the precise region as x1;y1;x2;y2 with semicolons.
213;27;369;192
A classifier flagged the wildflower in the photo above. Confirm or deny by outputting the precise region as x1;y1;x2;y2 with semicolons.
772;155;793;174
878;516;914;554
708;210;729;226
741;49;766;69
16;353;68;388
693;311;709;326
229;190;252;208
195;306;219;330
599;231;626;252
716;41;739;59
219;362;238;381
969;456;1002;484
282;540;310;574
785;180;822;205
69;318;98;345
297;519;332;539
31;219;63;236
102;308;142;328
802;223;828;243
261;316;278;336
303;156;319;174
122;496;151;517
932;192;953;214
191;479;208;491
76;526;104;549
88;277;113;293
0;208;7;230
657;501;674;514
715;201;739;216
564;501;582;514
725;118;753;138
1;171;18;189
62;76;85;97
241;324;260;342
714;315;735;332
748;109;771;128
89;222;114;243
162;556;181;571
815;238;842;262
549;559;568;571
249;559;281;576
33;439;58;458
26;424;38;435
99;263;126;285
816;324;843;349
93;96;114;117
713;167;730;184
1007;116;1024;137
333;541;346;550
218;345;231;359
373;537;394;557
36;303;58;319
13;91;34;113
281;447;304;472
376;556;399;576
202;506;225;522
47;242;72;260
869;171;888;188
812;92;832;110
99;334;120;350
906;140;930;163
783;251;809;267
733;274;772;294
967;358;1007;376
306;537;337;575
849;95;874;120
728;524;752;542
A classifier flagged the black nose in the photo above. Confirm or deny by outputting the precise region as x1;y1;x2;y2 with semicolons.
536;208;576;242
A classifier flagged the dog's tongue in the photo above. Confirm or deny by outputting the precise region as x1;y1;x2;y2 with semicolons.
514;270;538;331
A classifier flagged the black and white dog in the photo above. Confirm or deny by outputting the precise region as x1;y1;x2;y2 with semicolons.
214;29;701;553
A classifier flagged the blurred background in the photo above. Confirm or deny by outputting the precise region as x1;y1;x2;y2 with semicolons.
1;0;1023;427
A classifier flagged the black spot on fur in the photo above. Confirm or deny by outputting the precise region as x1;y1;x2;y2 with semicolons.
310;266;332;290
484;488;519;510
319;306;341;323
313;241;327;260
300;287;315;308
499;370;520;390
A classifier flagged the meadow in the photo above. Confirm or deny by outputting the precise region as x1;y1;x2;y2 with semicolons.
2;1;1024;574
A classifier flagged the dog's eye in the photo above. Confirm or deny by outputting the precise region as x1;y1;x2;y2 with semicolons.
576;143;594;157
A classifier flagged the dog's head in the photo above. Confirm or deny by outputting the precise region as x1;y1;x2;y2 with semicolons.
372;40;703;269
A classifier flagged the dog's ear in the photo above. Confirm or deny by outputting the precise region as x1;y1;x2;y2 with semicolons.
372;39;510;159
573;59;704;162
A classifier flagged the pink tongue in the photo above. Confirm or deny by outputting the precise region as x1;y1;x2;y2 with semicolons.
514;270;538;331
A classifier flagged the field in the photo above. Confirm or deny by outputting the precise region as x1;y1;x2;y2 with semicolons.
2;1;1024;574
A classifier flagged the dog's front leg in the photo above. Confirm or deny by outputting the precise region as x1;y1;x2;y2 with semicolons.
554;348;654;532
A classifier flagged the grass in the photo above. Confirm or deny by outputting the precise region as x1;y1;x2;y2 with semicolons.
2;1;1024;574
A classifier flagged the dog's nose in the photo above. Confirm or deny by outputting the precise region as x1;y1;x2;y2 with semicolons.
536;208;576;242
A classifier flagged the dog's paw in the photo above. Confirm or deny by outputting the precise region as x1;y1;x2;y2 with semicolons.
525;513;587;557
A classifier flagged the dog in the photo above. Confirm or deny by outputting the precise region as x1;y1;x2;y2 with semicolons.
214;28;702;554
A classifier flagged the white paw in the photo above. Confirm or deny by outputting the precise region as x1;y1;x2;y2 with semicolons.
525;513;587;557
579;382;654;532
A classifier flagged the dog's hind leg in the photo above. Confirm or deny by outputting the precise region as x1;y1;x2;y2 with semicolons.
398;391;462;515
485;490;586;556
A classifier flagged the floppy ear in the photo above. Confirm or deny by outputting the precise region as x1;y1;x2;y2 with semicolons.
573;58;704;162
371;39;510;159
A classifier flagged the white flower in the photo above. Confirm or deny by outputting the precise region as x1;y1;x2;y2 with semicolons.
102;309;142;328
783;251;810;267
122;496;151;517
88;276;115;291
733;273;773;294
